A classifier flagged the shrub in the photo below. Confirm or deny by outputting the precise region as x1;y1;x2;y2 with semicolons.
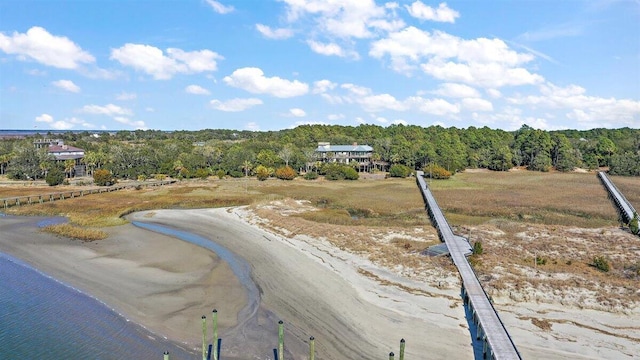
216;170;226;179
324;164;345;180
194;168;209;179
275;166;297;180
229;170;243;178
303;172;318;180
423;164;452;179
137;175;147;181
389;164;412;178
93;169;113;186
630;212;639;235
154;174;167;180
342;167;359;180
472;241;483;255
45;167;65;186
255;165;270;181
591;256;610;273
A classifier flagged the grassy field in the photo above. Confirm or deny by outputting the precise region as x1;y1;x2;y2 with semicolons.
3;170;640;309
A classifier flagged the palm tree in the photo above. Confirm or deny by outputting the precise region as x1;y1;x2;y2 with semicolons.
242;160;252;177
0;152;12;175
64;159;76;178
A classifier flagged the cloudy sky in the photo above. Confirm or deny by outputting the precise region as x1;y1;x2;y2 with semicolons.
0;0;638;131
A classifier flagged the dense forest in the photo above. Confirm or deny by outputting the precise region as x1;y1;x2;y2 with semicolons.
1;124;639;181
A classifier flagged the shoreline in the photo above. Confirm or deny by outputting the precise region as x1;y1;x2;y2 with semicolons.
2;208;638;359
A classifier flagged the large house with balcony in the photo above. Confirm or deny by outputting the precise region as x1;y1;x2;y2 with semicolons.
34;139;86;177
314;142;375;172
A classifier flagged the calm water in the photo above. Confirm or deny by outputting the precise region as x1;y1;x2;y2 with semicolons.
0;252;196;360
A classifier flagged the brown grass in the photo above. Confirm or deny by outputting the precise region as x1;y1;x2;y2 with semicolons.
43;223;108;241
3;171;640;311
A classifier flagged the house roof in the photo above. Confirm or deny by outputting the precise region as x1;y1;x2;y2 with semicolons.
315;144;373;152
47;145;84;153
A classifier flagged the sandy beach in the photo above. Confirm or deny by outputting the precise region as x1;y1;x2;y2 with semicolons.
2;206;639;359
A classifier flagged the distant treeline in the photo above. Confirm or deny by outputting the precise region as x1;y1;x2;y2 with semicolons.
1;124;639;181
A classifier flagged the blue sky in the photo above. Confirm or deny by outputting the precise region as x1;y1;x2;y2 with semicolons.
0;0;638;132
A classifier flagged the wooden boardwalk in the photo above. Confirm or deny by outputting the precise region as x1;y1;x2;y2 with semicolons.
598;171;637;224
416;172;521;360
1;180;176;210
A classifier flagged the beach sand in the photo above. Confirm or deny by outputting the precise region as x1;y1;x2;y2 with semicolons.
2;207;638;359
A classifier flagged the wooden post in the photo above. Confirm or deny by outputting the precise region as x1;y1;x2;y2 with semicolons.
278;320;284;360
202;315;207;360
212;309;218;360
163;351;169;360
308;336;315;360
389;352;395;360
399;339;405;360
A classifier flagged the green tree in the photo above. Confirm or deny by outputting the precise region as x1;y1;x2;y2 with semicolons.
6;144;51;180
389;164;412;178
45;166;65;186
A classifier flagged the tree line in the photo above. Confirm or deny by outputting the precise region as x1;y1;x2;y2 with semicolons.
1;124;638;182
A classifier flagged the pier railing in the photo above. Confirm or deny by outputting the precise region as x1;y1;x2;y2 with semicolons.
1;180;176;210
416;171;521;360
598;171;637;224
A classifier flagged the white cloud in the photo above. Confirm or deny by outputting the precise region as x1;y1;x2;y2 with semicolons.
210;98;263;112
462;98;493;112
245;122;260;131
312;79;337;94
35;113;53;123
281;0;405;39
113;116;147;129
223;67;309;98
79;104;133;116
145;107;155;112
205;0;234;14
486;89;502;98
110;44;222;80
391;119;408;125
421;59;543;88
27;69;46;76
409;97;460;115
185;85;211;95
507;82;640;128
405;1;460;23
432;83;480;98
116;92;137;100
327;113;345;120
308;40;344;57
289;108;307;117
34;114;93;129
256;24;294;39
52;80;80;93
370;26;540;86
0;26;94;69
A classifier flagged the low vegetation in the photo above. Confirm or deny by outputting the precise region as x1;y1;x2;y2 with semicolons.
3;169;640;311
43;223;107;241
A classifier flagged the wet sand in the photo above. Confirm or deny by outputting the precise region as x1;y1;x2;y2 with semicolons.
0;209;473;359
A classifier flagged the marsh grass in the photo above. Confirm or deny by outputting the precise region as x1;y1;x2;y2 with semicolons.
43;223;107;241
4;171;640;310
430;171;629;228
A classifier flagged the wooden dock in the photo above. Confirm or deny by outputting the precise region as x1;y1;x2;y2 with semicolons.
416;171;521;360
